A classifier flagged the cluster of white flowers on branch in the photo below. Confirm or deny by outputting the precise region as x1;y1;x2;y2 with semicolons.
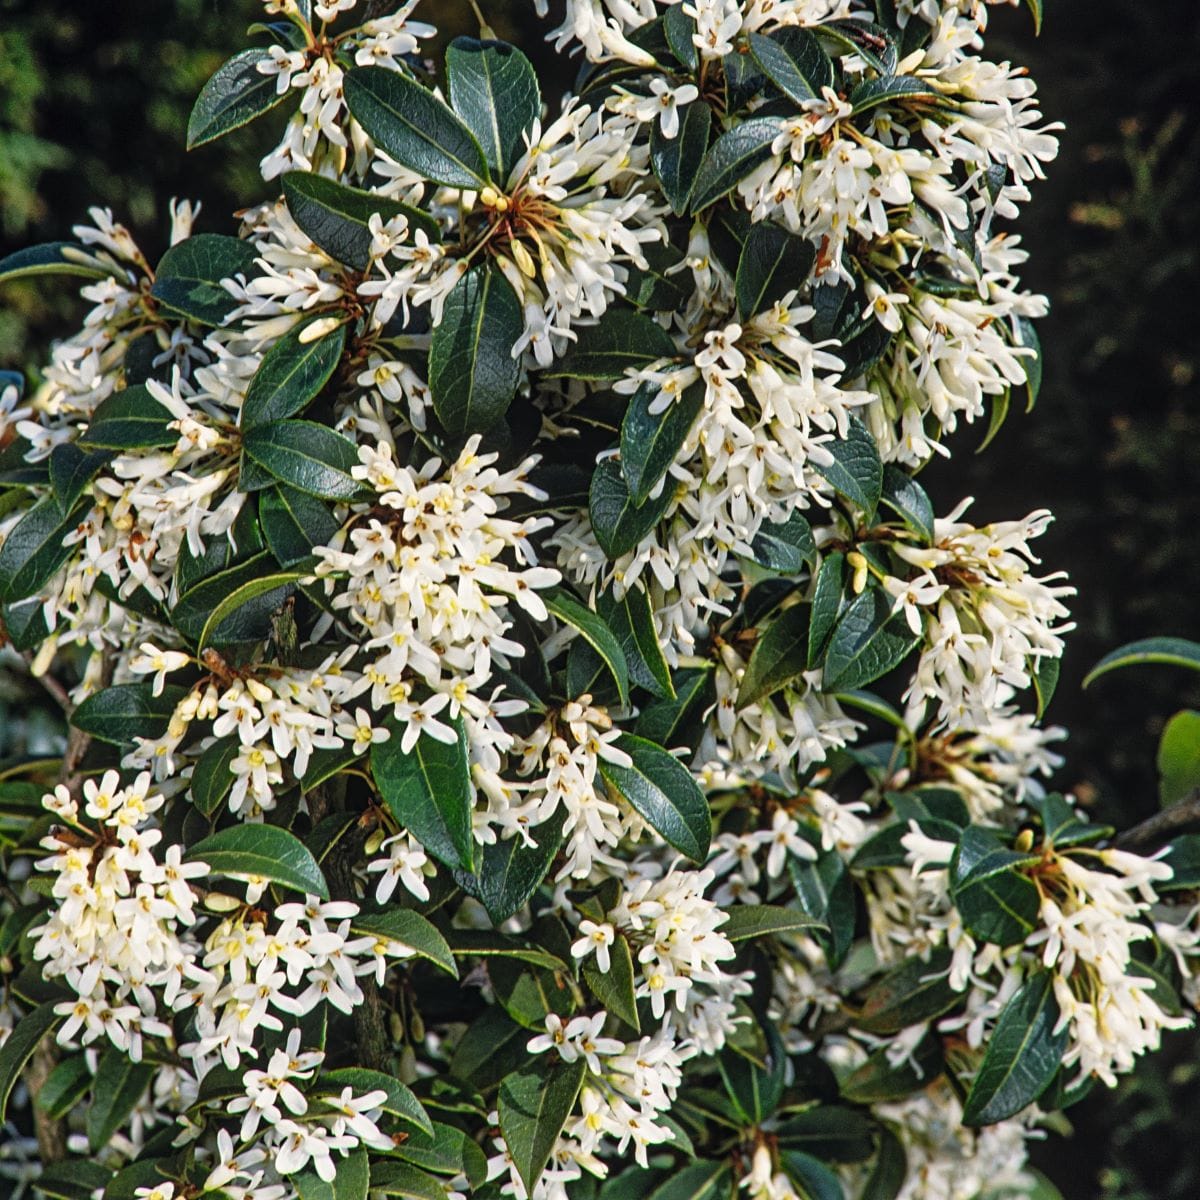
1;3;1197;1200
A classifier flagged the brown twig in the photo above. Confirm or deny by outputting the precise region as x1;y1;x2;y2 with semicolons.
1115;787;1200;850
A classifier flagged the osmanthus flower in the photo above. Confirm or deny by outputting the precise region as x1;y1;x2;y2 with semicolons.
2;3;1186;1199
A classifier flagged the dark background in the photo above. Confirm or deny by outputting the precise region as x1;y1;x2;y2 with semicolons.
1;1;1198;1194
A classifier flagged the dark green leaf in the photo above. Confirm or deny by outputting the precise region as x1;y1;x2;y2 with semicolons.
368;1161;446;1200
750;511;816;574
808;551;849;666
49;443;112;512
198;569;304;650
849;75;940;116
749;28;834;106
663;3;698;71
598;733;711;861
344;66;489;188
28;1161;111;1200
821;587;920;692
151;234;259;326
241;319;346;428
735;220;816;320
598;585;674;699
738;603;810;706
80;384;176;450
498;1059;587;1195
446;38;540;181
840;1036;943;1104
188;47;290;148
242;419;365;500
620;378;703;506
186;823;330;898
645;1161;730;1200
260;484;341;566
1083;637;1200;688
72;683;186;746
583;932;640;1031
962;971;1064;1125
691;118;783;212
1016;315;1042;408
635;666;715;750
589;457;674;560
950;826;1040;946
0;241;116;286
454;811;564;924
721;903;825;943
293;1145;369;1200
862;1127;906;1200
282;171;440;272
781;1152;844;1200
0;1001;62;1122
812;417;883;515
372;719;476;872
857;948;958;1033
0;495;86;603
719;1020;786;1123
87;1049;154;1151
172;551;276;642
350;908;458;977
776;1106;877;1163
314;1068;432;1136
429;263;523;436
651;101;711;215
552;309;676;380
544;587;630;705
879;466;933;543
36;1054;92;1120
190;736;239;816
790;846;855;968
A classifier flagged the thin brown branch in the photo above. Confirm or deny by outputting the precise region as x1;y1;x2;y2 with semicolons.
1115;787;1200;850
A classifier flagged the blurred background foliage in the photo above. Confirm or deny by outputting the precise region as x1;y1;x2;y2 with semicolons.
0;0;1198;1195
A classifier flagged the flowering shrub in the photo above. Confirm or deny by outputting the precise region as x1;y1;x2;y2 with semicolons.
1;1;1197;1199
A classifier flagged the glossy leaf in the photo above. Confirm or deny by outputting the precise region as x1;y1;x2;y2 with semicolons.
598;585;674;699
498;1059;587;1195
446;38;540;180
721;904;826;943
86;1049;154;1151
260;484;341;566
71;683;186;745
749;511;817;574
735;220;816;320
553;309;676;380
812;417;883;515
344;66;489;188
962;970;1065;1125
188;47;289;148
1083;637;1200;687
544;587;630;706
950;826;1040;946
314;1068;432;1136
691;118;783;212
49;443;112;512
454;811;564;924
429;263;523;436
241;318;346;428
350;908;458;977
589;457;675;560
0;241;116;286
748;28;834;105
0;1001;61;1122
198;569;306;650
879;466;934;543
620;378;703;506
849;75;940;116
582;931;640;1031
372;719;476;872
0;494;87;603
242;419;365;500
293;1146;369;1200
190;736;239;816
186;823;330;898
1158;710;1200;807
80;384;176;450
282;171;439;272
598;733;711;861
151;233;259;326
651;101;711;215
822;587;920;692
737;604;810;706
857;949;958;1033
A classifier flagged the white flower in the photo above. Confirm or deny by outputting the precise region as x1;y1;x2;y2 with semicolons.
571;921;616;972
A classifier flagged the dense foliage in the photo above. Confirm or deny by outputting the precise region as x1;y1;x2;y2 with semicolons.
1;3;1198;1200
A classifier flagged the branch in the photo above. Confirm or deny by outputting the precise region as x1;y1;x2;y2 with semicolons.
1115;787;1200;850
